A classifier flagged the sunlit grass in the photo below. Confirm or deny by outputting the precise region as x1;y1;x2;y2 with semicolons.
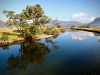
71;27;100;33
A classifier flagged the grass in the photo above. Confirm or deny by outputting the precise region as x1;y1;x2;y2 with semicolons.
0;28;17;33
70;27;100;33
0;28;19;40
0;27;67;40
8;35;19;39
0;34;19;40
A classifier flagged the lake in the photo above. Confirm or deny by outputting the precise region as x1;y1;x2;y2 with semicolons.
0;30;100;75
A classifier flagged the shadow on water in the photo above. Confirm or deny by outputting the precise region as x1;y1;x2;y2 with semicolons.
6;37;59;71
0;44;9;50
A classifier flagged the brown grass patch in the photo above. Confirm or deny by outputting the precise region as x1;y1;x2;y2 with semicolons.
0;27;17;33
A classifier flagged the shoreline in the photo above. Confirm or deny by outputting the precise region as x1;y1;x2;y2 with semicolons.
0;27;67;45
34;34;54;39
70;28;100;33
0;34;54;45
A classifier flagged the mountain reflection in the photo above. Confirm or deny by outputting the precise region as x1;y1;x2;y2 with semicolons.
70;31;94;41
97;36;100;42
7;38;59;71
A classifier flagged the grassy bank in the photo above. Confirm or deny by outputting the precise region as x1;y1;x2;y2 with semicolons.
0;27;66;42
70;27;100;33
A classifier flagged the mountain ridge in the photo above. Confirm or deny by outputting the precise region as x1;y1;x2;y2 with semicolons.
0;20;6;28
0;20;5;24
46;20;85;26
89;17;100;27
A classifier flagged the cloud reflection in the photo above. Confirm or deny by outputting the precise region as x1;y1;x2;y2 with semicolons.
70;31;94;41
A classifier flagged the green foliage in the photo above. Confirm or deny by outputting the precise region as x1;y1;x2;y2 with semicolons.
60;27;66;33
86;25;91;28
51;29;60;35
79;25;91;28
44;28;60;35
71;25;75;28
57;24;62;28
83;25;86;28
3;4;51;40
44;28;52;35
0;33;9;41
24;4;51;26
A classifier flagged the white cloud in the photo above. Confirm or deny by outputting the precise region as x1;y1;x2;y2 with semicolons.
99;15;100;17
71;12;95;23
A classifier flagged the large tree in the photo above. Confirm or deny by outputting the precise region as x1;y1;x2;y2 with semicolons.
3;4;51;39
24;4;51;26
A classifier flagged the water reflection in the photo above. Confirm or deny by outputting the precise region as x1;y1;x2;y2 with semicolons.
70;31;94;41
94;33;100;42
6;38;59;71
1;30;100;75
98;37;100;42
0;44;9;50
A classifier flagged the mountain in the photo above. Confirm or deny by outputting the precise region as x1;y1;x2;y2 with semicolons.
46;20;85;27
0;20;6;27
89;17;100;27
0;20;5;24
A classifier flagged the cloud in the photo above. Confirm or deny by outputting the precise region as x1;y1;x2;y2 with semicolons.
71;12;95;23
99;15;100;17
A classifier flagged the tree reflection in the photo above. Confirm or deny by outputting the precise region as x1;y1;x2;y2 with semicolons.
94;33;100;42
7;38;59;71
52;35;59;39
45;37;59;51
0;44;9;50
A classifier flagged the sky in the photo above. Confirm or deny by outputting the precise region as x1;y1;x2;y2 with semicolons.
0;0;100;23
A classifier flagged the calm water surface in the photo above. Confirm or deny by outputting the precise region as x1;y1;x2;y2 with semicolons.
0;30;100;75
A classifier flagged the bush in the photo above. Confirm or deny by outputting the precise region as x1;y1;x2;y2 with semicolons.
0;34;9;41
44;28;52;35
79;25;91;28
71;25;76;29
57;24;62;28
86;25;90;28
44;28;60;35
79;26;82;28
60;28;66;33
2;32;9;35
51;29;60;35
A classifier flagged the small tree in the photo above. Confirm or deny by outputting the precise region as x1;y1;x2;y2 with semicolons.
1;33;9;43
71;25;75;28
79;26;82;28
57;24;62;28
86;25;91;28
82;25;86;28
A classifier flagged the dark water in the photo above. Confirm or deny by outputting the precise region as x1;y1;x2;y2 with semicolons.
0;30;100;75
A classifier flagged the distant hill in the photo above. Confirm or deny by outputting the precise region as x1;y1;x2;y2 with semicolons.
0;20;5;24
0;20;6;27
46;20;85;27
89;17;100;27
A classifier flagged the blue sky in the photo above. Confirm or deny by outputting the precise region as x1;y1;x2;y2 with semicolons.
0;0;100;23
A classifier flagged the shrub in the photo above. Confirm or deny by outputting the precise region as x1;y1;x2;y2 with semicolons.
51;29;60;35
44;28;52;35
0;34;9;42
86;25;90;28
71;25;76;29
57;24;62;28
60;28;66;33
79;25;91;28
